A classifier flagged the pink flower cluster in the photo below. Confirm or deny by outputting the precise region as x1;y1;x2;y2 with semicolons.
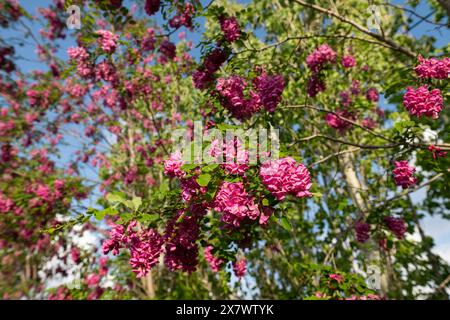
216;72;285;119
102;222;164;277
253;73;285;112
366;87;379;102
164;150;185;178
219;16;241;42
233;258;247;278
169;3;195;29
204;245;224;272
306;44;337;73
216;76;261;119
355;221;370;243
144;0;160;16
341;55;356;68
208;138;249;175
0;193;14;213
392;160;417;189
164;206;205;273
325;109;355;132
95;30;119;53
414;55;450;79
213;181;260;227
403;86;443;119
384;216;406;239
159;40;177;60
192;48;228;89
259;157;312;201
428;144;447;159
307;75;326;97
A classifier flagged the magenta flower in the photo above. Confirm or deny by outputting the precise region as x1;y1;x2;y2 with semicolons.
233;258;247;278
341;55;356;68
384;216;407;239
414;55;450;79
366;87;379;102
260;157;312;201
204;246;224;272
306;44;337;73
307;75;326;97
144;0;160;16
95;30;118;53
325;109;354;132
355;221;370;243
213;181;260;227
403;86;443;119
392;160;417;189
253;73;285;112
219;16;241;42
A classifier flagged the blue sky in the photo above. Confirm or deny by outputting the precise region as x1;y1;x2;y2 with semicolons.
3;0;450;267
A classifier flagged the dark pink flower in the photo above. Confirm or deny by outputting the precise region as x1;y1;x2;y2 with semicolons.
355;221;370;243
392;160;417;189
341;55;356;68
403;86;443;119
144;0;160;16
306;44;337;73
204;246;224;272
366;88;379;102
233;258;247;278
384;216;406;239
219;16;241;42
260;157;312;201
414;55;450;79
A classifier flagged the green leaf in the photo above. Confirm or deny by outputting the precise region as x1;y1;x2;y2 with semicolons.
181;163;198;171
132;197;142;211
106;193;125;204
197;173;212;187
202;163;219;172
280;216;292;231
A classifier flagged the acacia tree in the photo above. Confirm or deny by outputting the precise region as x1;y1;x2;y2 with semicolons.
0;0;449;300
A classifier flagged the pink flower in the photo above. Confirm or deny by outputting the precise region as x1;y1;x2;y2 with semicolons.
203;48;228;73
233;258;247;278
307;75;326;97
213;182;260;227
164;151;185;178
253;73;285;112
329;274;344;282
428;144;447;159
204;246;224;272
392;160;417;189
86;274;100;288
384;216;406;239
71;247;80;264
306;44;337;73
366;87;379;102
67;47;89;61
361;117;376;129
414;55;450;79
159;40;176;60
220;16;241;42
341;55;356;68
216;76;261;119
325;109;354;132
164;206;205;273
95;30;118;53
129;228;164;277
0;193;14;213
144;0;160;16
192;70;214;90
259;157;312;201
403;86;443;119
355;221;370;243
